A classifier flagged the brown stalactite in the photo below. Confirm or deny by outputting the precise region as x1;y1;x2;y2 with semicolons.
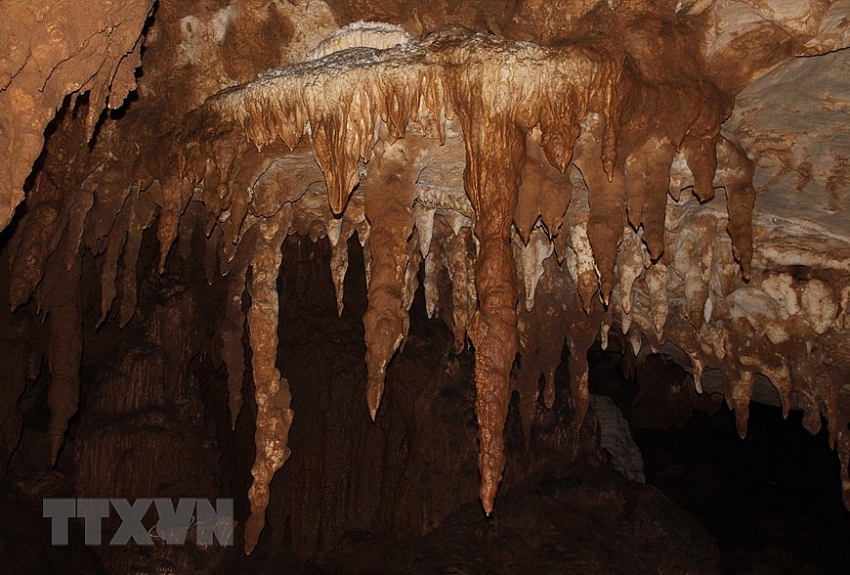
40;255;83;465
156;175;193;272
682;134;719;202
244;208;294;555
625;138;677;261
576;141;627;305
455;100;526;515
98;205;132;327
516;132;572;244
125;191;159;325
363;140;419;419
222;228;257;430
566;302;604;436
717;136;756;281
445;226;477;353
63;179;96;270
8;201;62;310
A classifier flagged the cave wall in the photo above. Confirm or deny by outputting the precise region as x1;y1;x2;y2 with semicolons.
0;0;849;563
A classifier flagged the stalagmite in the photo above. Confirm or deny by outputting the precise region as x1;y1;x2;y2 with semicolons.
244;211;293;555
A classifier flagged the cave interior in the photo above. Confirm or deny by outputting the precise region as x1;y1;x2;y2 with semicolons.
0;0;849;573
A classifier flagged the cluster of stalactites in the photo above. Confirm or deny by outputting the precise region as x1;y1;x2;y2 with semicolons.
18;19;753;554
170;19;753;550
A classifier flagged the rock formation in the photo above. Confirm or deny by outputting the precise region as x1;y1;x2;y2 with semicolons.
0;0;848;564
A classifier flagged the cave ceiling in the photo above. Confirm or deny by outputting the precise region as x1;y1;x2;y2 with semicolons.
0;0;849;555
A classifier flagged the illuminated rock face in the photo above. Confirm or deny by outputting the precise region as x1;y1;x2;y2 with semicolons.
0;0;848;558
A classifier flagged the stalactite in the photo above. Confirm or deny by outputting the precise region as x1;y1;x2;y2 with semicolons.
515;131;572;244
575;139;627;305
221;228;256;430
329;228;351;317
624;137;676;260
97;205;131;327
39;255;83;464
645;261;668;337
445;226;476;352
617;228;646;317
63;179;96;270
414;203;437;259
569;221;599;312
717;136;756;281
8;201;61;310
119;194;158;328
423;244;442;320
83;161;134;251
566;299;606;440
729;366;755;439
402;237;422;315
244;209;293;555
156;175;192;272
450;47;525;514
362;139;419;419
517;227;554;312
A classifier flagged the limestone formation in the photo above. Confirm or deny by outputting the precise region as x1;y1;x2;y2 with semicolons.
0;0;848;560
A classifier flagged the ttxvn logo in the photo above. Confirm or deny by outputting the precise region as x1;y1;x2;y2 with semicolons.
43;498;235;546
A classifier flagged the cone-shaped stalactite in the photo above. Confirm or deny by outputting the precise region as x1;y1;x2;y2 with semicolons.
450;38;526;514
42;257;83;464
575;139;627;306
718;136;756;281
463;126;525;514
363;139;420;419
244;209;294;555
222;228;257;430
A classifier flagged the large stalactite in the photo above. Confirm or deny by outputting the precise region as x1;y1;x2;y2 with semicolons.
0;0;849;564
